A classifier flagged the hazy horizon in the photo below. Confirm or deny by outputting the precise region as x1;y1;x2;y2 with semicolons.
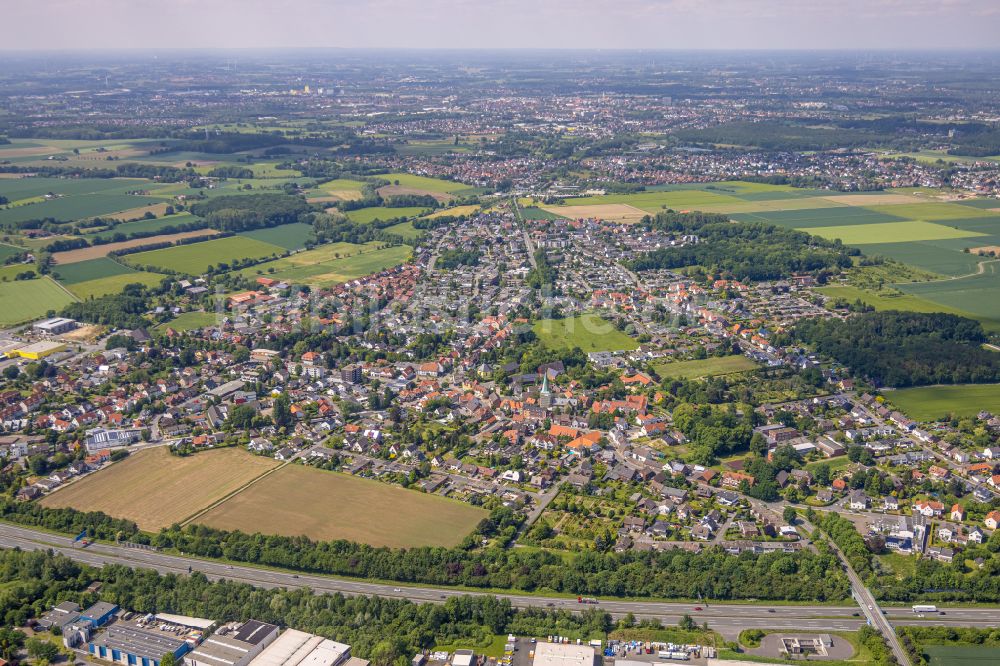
4;0;1000;51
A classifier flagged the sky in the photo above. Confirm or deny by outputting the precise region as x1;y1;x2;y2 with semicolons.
4;0;1000;50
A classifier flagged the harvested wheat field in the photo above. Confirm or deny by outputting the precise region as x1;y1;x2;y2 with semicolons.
543;203;648;224
40;447;280;531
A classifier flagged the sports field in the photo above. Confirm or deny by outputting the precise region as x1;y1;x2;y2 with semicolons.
197;464;487;548
653;355;760;379
885;384;1000;421
806;220;984;245
128;236;285;274
0;277;76;326
158;311;221;331
533;313;638;352
40;447;280;531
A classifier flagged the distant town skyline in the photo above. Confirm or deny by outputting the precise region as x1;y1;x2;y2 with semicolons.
3;0;1000;51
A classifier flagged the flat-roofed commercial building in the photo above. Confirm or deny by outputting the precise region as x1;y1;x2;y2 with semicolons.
531;643;595;666
247;629;367;666
33;317;77;335
186;620;279;666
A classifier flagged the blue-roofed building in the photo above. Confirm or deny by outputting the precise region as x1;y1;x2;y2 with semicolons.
81;602;119;627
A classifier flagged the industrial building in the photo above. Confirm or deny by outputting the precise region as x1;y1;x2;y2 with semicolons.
87;613;210;666
84;427;143;451
81;602;120;627
245;629;366;666
531;642;596;666
185;620;280;666
33;317;77;335
5;340;66;360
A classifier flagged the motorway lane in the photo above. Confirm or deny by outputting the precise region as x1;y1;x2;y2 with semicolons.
2;523;998;631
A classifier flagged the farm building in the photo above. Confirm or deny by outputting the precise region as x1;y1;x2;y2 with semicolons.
186;620;279;666
5;340;66;359
33;317;77;335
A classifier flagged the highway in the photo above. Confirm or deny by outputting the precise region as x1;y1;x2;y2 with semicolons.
2;523;999;639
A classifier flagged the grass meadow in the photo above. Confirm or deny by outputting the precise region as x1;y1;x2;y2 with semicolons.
533;313;638;352
0;278;76;326
128;236;285;274
653;355;760;380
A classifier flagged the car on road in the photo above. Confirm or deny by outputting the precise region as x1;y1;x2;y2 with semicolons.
693;606;702;611
767;609;775;613
868;604;873;610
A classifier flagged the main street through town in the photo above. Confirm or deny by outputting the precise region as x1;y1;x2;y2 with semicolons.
2;522;997;645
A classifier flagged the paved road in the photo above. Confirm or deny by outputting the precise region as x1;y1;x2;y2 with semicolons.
2;522;999;638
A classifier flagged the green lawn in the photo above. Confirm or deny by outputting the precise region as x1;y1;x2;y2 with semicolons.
653;355;760;379
533;313;638;352
884;384;1000;421
128;236;285;275
0;277;76;326
806;220;984;245
158;311;221;331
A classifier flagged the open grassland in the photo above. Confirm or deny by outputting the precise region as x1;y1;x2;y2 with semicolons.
237;242;411;287
519;206;566;220
806;220;984;244
886;384;1000;421
40;447;280;532
237;223;315;250
311;178;366;201
346;206;430;224
542;203;647;223
0;244;21;262
816;284;1000;331
0;278;76;326
654;355;760;379
53;230;221;264
158;311;221;331
128;236;285;274
382;221;423;241
68;271;166;300
533;313;638;352
198;464;487;548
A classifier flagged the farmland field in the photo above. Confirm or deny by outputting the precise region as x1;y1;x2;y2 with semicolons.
380;172;471;194
0;277;76;326
533;313;638;352
816;284;1000;331
423;205;480;219
519;206;566;220
40;447;280;532
806;220;984;244
236;242;411;287
128;236;285;274
51;257;134;284
886;384;1000;421
559;189;744;212
346;206;430;224
85;213;203;241
238;223;315;250
0;193;163;225
654;355;760;379
382;221;423;241
67;271;166;299
923;645;1000;665
53;229;221;264
198;464;487;548
865;202;997;221
542;203;647;224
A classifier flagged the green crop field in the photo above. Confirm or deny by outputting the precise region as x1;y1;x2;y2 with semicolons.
346;206;430;224
860;241;982;277
51;257;134;284
898;270;1000;325
520;206;566;220
381;173;471;194
382;221;423;241
865;202;997;221
923;645;1000;665
237;241;381;277
816;284;1000;331
806;220;983;244
734;207;904;229
128;236;285;274
886;384;1000;421
236;242;410;287
158;311;221;331
0;244;22;262
533;313;639;352
0;194;163;225
560;189;744;212
0;277;76;326
238;223;315;250
197;464;487;549
67;271;166;300
653;355;760;379
85;213;202;241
